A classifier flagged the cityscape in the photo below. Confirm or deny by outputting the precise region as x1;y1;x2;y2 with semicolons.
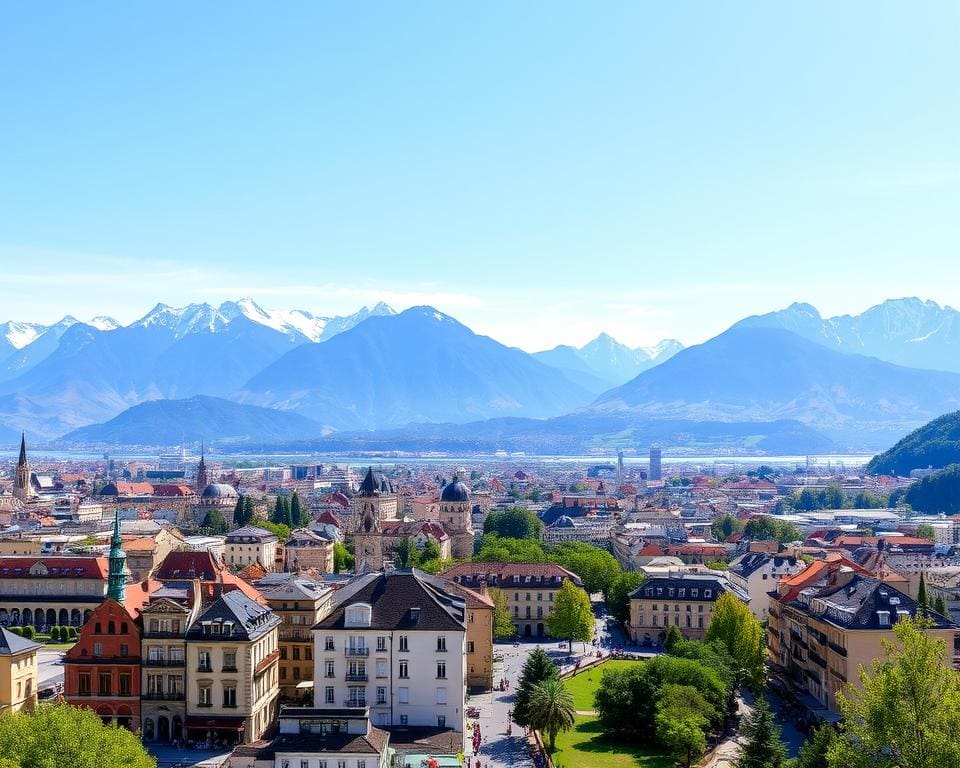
2;3;959;768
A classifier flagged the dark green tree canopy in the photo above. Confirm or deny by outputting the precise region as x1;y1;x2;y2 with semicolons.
483;507;543;540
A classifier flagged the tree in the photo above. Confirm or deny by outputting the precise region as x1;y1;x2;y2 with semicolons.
394;537;419;569
918;571;929;610
421;539;442;563
527;677;576;752
242;495;255;525
333;542;354;573
735;698;788;768
793;725;837;768
743;517;801;544
0;703;156;768
655;684;714;768
546;579;594;651
483;508;543;540
474;533;547;563
705;592;765;689
232;495;246;527
916;523;937;542
549;541;622;595
934;594;948;617
291;492;310;527
20;625;34;640
253;518;290;542
829;616;960;768
201;509;228;535
513;647;559;728
489;587;516;640
604;571;645;625
663;624;682;652
711;513;744;542
271;495;292;527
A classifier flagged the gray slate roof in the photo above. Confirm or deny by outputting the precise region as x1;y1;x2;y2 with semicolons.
0;626;42;656
187;589;280;641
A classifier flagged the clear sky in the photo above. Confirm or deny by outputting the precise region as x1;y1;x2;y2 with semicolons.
1;2;957;350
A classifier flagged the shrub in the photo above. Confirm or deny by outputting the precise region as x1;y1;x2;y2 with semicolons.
59;626;70;642
8;626;23;637
21;625;35;640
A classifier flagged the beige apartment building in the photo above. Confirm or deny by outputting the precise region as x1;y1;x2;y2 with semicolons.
444;578;495;692
442;562;583;638
224;526;279;570
0;627;41;714
283;528;334;573
628;572;747;643
253;573;333;702
768;559;956;715
185;590;281;744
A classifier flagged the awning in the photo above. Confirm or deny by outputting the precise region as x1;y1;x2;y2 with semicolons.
185;716;245;731
296;680;314;689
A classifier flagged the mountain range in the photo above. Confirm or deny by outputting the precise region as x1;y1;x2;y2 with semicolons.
533;334;683;391
8;295;960;454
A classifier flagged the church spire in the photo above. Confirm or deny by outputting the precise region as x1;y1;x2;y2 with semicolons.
196;442;208;493
107;508;127;603
18;433;26;466
13;433;32;502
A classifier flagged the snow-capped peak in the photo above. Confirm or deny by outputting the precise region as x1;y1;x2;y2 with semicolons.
0;320;46;349
88;316;120;331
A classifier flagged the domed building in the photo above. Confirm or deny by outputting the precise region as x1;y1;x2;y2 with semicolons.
439;474;475;559
199;483;239;509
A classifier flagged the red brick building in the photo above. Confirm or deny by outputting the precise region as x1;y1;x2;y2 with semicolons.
63;598;142;730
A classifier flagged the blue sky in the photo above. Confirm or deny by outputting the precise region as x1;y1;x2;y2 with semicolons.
1;2;957;350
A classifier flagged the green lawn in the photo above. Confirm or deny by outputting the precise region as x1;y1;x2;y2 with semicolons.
563;659;640;711
551;716;675;768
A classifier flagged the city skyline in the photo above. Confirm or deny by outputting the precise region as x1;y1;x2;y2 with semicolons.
1;2;958;349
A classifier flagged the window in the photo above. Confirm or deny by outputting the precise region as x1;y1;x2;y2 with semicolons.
377;686;387;705
691;589;699;598
877;611;891;626
399;635;409;652
467;641;475;654
377;636;386;651
437;635;447;652
358;762;366;768
325;636;335;651
119;643;129;657
704;590;712;598
376;661;388;678
305;646;312;660
514;592;519;601
325;686;335;704
198;685;211;706
198;650;211;672
399;661;409;678
652;616;658;627
293;647;301;661
223;685;237;707
438;715;446;728
280;667;287;680
525;592;530;601
537;592;542;601
223;650;237;671
98;673;111;696
400;715;408;725
280;647;287;660
78;674;91;696
437;662;446;679
469;612;474;624
93;642;103;657
301;761;309;768
398;687;409;704
436;687;448;704
119;673;131;696
325;660;335;678
549;592;554;602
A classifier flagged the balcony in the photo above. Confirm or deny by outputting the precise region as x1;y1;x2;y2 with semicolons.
344;699;367;708
808;651;827;669
143;692;185;701
345;673;368;682
280;629;313;642
344;648;369;657
143;658;186;668
142;630;185;640
221;666;238;673
197;665;213;673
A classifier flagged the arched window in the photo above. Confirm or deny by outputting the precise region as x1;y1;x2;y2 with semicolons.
108;621;116;634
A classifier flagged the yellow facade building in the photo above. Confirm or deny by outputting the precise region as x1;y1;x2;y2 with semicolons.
0;627;41;714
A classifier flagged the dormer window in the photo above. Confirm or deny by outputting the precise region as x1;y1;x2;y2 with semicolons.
345;603;373;628
877;611;891;626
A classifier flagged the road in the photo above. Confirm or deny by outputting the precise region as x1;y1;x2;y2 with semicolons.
37;649;65;690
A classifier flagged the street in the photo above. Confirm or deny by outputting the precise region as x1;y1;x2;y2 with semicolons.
37;649;65;691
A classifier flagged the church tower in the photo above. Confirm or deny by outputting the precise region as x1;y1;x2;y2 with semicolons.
196;443;208;493
13;433;33;502
107;509;127;603
440;474;475;559
351;467;397;572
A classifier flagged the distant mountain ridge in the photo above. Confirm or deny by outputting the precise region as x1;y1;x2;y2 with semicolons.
590;326;960;447
236;306;594;429
736;297;960;373
62;395;324;446
534;332;683;391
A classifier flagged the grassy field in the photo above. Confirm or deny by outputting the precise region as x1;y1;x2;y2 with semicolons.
551;716;674;768
563;659;639;711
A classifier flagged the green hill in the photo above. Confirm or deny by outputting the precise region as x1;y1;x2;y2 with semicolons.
865;411;960;476
890;464;960;515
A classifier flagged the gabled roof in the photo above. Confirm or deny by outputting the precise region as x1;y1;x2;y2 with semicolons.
314;569;465;632
0;626;41;656
441;562;583;588
187;589;280;641
0;557;108;579
225;525;278;543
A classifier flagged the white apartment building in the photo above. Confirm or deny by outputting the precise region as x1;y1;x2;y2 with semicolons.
225;525;280;570
312;570;466;733
727;552;806;620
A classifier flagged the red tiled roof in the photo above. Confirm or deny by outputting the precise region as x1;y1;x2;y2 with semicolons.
316;511;341;527
0;557;108;578
441;561;583;586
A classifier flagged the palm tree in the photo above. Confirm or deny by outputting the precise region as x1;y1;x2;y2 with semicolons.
528;677;576;753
